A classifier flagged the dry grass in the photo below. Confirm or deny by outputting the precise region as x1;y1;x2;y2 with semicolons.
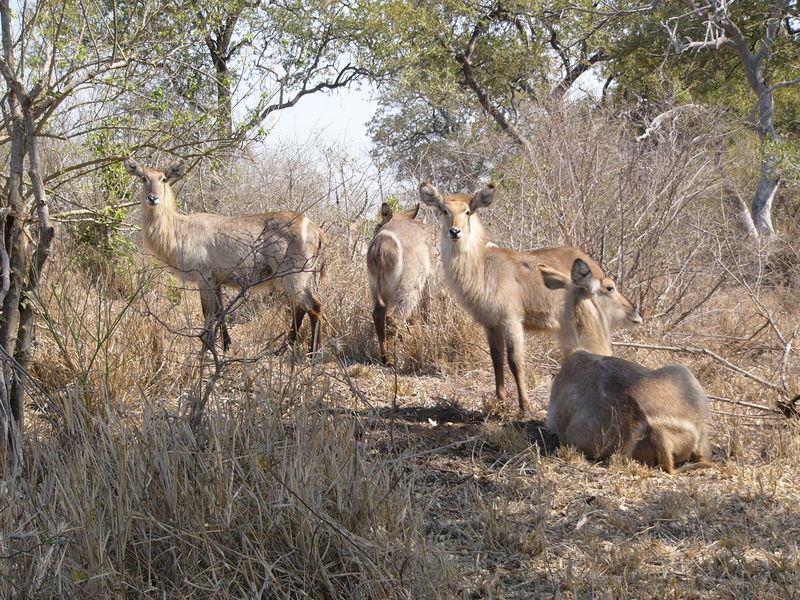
3;108;800;598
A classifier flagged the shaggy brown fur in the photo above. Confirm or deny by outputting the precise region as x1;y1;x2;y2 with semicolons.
366;203;434;365
125;158;325;353
419;182;608;415
539;259;711;473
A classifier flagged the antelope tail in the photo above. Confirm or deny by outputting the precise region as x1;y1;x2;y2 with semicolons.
315;227;328;284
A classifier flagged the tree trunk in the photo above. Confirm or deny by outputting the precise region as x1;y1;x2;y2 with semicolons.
0;208;22;470
0;115;26;356
752;156;779;234
10;110;56;427
0;100;27;462
748;57;779;235
680;0;790;236
206;17;239;140
212;58;233;138
0;0;56;467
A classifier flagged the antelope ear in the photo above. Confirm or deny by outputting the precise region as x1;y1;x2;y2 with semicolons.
570;258;594;290
539;264;569;290
124;157;144;178
469;184;495;212
400;203;421;220
164;160;186;183
419;182;444;211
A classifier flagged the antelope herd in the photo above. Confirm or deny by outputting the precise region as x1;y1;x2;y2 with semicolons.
127;158;712;473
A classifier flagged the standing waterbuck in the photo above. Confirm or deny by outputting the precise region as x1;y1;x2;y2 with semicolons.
419;182;615;415
367;203;434;365
539;258;711;473
125;158;325;353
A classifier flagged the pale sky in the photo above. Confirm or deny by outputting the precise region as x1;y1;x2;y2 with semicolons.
264;86;378;152
262;67;604;152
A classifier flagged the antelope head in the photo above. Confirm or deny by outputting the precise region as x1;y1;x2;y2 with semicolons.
419;182;494;243
539;258;642;355
125;157;186;207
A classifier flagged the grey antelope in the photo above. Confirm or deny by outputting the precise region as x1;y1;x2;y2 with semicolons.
125;158;325;353
367;203;434;365
539;258;711;473
419;182;613;415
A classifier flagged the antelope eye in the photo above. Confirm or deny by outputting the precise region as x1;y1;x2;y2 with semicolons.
465;210;471;216
606;285;615;292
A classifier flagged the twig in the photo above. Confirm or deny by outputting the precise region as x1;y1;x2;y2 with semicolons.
613;341;789;397
50;200;138;222
707;394;779;414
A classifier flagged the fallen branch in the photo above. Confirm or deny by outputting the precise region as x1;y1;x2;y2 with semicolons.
635;104;706;142
613;341;789;398
706;394;779;414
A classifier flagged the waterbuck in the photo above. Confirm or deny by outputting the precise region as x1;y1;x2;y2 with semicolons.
367;203;434;365
419;182;612;415
125;158;325;353
539;258;711;473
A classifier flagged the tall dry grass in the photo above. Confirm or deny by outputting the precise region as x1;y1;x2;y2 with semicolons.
1;395;458;598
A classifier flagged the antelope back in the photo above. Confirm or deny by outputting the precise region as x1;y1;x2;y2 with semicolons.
367;207;434;320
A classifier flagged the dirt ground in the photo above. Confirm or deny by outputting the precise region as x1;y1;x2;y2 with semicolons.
310;356;800;599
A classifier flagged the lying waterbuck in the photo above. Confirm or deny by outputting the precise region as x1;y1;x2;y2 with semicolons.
367;203;434;365
419;182;609;415
539;259;711;473
125;158;325;353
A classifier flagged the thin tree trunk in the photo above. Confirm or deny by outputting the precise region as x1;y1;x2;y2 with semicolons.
749;70;779;235
206;15;239;140
752;156;779;234
0;207;20;471
212;57;233;138
0;112;27;464
10;110;55;426
0;117;26;356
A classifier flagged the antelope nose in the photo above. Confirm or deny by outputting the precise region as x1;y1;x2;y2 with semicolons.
449;227;462;240
147;194;160;205
630;309;643;325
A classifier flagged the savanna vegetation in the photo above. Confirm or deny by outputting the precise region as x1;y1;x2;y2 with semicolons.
0;0;798;598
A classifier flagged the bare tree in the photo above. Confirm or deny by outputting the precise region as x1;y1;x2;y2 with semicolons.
0;0;57;466
0;0;172;466
665;0;797;235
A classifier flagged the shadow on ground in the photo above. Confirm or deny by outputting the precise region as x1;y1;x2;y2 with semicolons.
331;401;562;460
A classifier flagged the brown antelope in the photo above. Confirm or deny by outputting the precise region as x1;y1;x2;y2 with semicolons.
367;203;434;365
539;258;711;473
419;182;613;415
125;158;325;353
